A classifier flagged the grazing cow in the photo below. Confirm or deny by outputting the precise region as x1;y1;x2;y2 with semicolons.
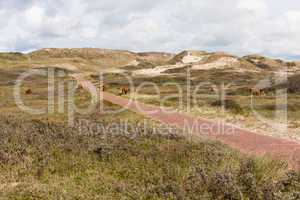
78;84;83;90
25;89;32;95
250;88;265;96
121;86;130;95
101;85;107;92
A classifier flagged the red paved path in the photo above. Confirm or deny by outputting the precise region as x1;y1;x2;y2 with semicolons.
74;74;300;170
102;92;300;170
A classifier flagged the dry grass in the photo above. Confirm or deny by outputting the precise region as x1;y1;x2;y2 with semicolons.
1;49;300;199
97;67;300;140
0;115;299;199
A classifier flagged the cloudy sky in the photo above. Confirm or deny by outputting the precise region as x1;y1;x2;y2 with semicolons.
0;0;300;59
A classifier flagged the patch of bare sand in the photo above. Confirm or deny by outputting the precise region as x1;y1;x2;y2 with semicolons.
182;106;300;141
125;59;140;67
133;64;187;77
192;57;239;70
181;54;206;64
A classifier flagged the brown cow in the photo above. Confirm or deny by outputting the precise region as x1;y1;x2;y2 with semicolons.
250;88;265;96
121;86;130;95
25;89;32;95
101;85;107;92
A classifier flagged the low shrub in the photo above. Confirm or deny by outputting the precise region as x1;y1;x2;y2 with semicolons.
0;116;299;199
211;99;244;114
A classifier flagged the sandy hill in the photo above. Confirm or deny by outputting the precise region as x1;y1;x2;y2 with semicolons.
0;48;174;72
29;48;137;69
29;48;134;59
137;52;174;63
168;50;210;64
167;50;257;72
0;48;299;75
243;54;300;72
128;50;300;77
28;48;173;70
168;50;300;73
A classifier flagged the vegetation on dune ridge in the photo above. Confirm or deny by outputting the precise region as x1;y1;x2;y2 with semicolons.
29;48;136;59
0;52;29;64
1;48;299;72
243;54;299;70
0;48;175;70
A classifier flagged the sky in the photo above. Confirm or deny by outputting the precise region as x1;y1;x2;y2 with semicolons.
0;0;300;59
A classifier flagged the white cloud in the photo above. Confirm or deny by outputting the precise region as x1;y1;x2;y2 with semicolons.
237;0;267;13
0;0;300;59
24;5;44;26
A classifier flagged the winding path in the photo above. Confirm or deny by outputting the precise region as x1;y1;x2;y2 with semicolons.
74;74;300;170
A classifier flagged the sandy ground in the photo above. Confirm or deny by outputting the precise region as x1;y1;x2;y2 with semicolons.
133;64;186;76
192;57;239;70
182;55;206;64
184;106;300;141
130;56;256;77
125;60;140;66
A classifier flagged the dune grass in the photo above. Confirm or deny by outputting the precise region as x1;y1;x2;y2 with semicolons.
0;115;299;199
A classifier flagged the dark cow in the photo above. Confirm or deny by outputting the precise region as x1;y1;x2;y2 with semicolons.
78;84;83;90
25;89;32;95
101;85;107;92
121;86;130;95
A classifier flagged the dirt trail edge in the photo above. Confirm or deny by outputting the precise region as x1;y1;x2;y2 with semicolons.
74;74;300;170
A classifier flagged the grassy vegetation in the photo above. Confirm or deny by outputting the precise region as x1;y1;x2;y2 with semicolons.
100;67;299;115
0;115;300;199
1;51;300;199
94;66;300;141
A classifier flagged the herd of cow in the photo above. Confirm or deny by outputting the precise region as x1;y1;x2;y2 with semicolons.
24;85;131;96
24;86;266;96
100;85;130;95
249;88;267;96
